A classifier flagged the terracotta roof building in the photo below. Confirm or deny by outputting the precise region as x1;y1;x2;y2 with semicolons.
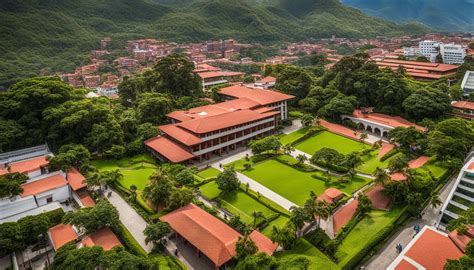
21;173;68;197
48;224;78;251
145;86;294;163
388;226;465;270
451;101;474;120
0;155;49;177
254;76;276;89
80;227;122;251
160;204;276;267
194;64;244;89
342;109;425;137
318;188;344;204
375;59;458;81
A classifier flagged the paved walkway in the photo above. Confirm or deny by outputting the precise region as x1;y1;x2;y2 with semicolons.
362;176;457;270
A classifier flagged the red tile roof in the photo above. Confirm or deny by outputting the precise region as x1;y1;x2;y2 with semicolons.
318;119;364;142
160;204;241;266
2;156;49;176
48;224;78;251
177;109;278;134
145;136;194;163
365;184;391;210
448;227;474;253
468;162;474;171
351;110;426;131
333;199;358;233
249;230;278;256
194;64;222;73
394;259;417;270
81;227;122;251
21;174;68;197
67;168;86;191
198;71;244;79
392;227;463;270
408;156;430;169
318;188;344;204
390;172;408;182
452;101;474;111
256;76;276;84
376;59;458;72
159;124;202;146
219;85;294;105
79;195;96;208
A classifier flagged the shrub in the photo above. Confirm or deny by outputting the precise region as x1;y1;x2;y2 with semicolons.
380;148;399;162
113;223;148;257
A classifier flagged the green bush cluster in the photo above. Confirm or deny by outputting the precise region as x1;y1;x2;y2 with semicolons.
113;223;148;257
380;148;400;162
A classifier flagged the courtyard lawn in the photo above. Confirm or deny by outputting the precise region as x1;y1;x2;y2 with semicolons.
242;159;371;205
196;167;221;179
279;127;309;145
199;181;221;200
262;215;289;236
275;238;339;270
416;158;450;180
219;190;277;225
335;207;404;266
358;150;401;175
296;131;369;155
93;154;158;191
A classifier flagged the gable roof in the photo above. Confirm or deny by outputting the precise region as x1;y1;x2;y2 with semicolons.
160;204;241;266
81;227;122;251
351;110;426;131
318;188;343;204
219;85;294;105
159;124;202;146
67;168;87;191
249;230;278;256
452;100;474;111
48;224;78;251
21;174;68;197
144;136;194;163
1;156;49;176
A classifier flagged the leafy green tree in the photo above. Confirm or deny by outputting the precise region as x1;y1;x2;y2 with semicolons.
142;171;173;210
427;118;474;160
167;188;194;210
310;148;344;167
299;86;340;114
275;66;313;101
234;252;277;270
356;194;372;216
318;94;357;119
374;167;389;185
144;221;171;249
296;154;308;165
153;54;203;97
343;152;363;169
270;224;297;250
129;184;138;202
388;154;409;172
48;144;91;172
290;206;309;236
383;180;410;205
0;222;24;257
301;114;314;127
17;214;50;246
100;169;123;187
0;173;27;198
216;167;240;193
135;92;173;124
104;145;126;160
0;120;25;152
250;135;282;155
136;122;159;141
62;200;120;234
235;234;257;260
100;246;151;269
175;169;195;186
303;198;331;229
50;243;103;270
388;127;425;151
402;88;451;120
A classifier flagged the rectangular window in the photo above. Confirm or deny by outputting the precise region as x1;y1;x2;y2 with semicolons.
46;196;53;204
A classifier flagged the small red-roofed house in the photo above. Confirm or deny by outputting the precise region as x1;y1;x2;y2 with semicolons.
318;188;344;204
388;226;464;270
451;101;474;120
80;227;122;251
20;173;70;206
0;155;50;178
254;76;276;89
48;224;78;251
390;172;408;182
249;230;278;256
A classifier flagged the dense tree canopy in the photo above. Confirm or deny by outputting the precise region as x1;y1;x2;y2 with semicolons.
62;200;120;234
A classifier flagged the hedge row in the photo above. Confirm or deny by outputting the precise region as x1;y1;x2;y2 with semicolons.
239;187;290;217
275;156;317;172
341;209;409;270
311;160;349;173
113;223;148;257
380;148;399;162
289;127;326;146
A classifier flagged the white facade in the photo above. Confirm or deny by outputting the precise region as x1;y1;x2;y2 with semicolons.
438;154;474;228
419;40;440;62
402;47;420;59
440;43;466;65
461;71;474;96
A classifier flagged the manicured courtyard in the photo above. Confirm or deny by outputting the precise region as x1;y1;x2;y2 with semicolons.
279;127;309;145
92;154;158;190
295;131;369;155
196;167;221;179
242;159;371;205
276;238;339;270
357;149;400;175
219;190;278;224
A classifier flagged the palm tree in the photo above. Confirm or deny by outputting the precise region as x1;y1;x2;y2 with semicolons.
129;184;137;202
235;233;257;259
359;132;368;143
270;224;297;250
429;192;442;209
289;206;308;237
304;198;331;229
85;172;101;192
374;167;389;186
252;211;264;228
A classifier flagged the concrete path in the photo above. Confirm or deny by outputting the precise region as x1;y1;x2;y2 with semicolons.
283;119;302;134
362;176;457;270
107;190;153;252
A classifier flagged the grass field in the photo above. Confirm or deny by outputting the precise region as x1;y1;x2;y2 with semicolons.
261;215;289;236
243;159;371;205
335;208;404;266
275;238;339;270
93;154;158;191
296;131;369;155
358;150;401;175
196;167;221;179
220;190;277;225
199;181;221;200
279;127;309;145
416;158;450;180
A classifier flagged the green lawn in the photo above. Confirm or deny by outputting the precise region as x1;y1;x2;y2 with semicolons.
196;167;221;179
279;127;309;145
296;131;369;155
199;181;221;200
275;238;339;270
242;159;371;205
358;150;401;175
93;154;158;191
335;208;404;266
262;215;289;237
219;190;277;225
416;159;449;180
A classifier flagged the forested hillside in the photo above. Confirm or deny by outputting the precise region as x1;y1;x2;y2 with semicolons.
0;0;428;86
342;0;474;32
